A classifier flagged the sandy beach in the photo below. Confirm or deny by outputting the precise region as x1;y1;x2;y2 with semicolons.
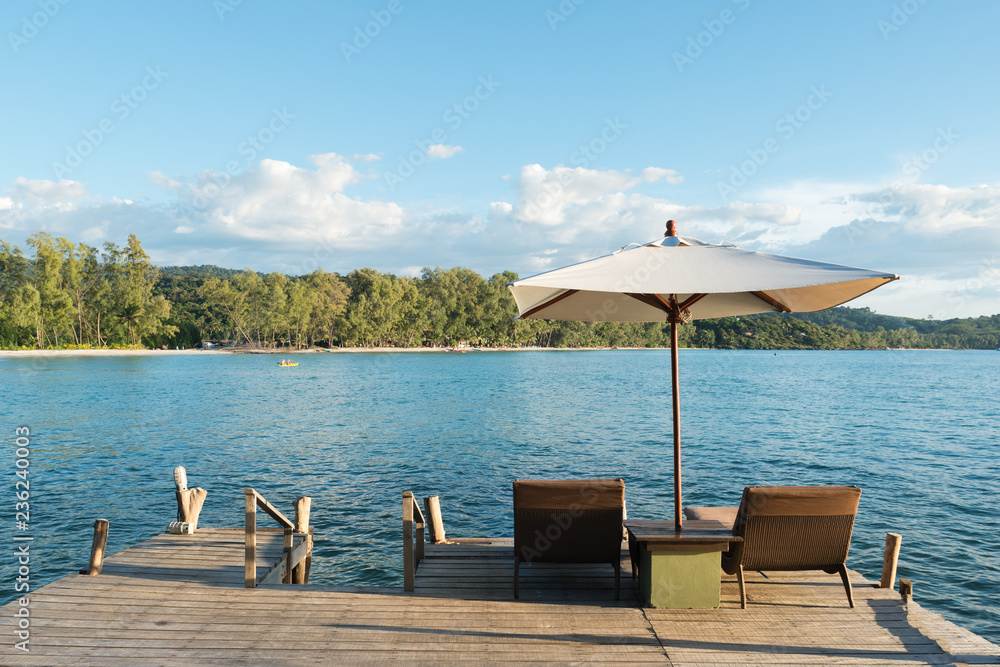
0;347;448;356
0;348;210;357
0;346;633;357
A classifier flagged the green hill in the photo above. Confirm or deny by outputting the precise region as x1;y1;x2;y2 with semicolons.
777;306;919;332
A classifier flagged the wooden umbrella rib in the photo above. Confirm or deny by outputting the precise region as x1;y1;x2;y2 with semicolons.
652;293;673;309
625;293;670;312
519;289;579;319
678;293;708;311
751;290;792;313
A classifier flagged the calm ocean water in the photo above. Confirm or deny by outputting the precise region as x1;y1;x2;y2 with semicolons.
2;350;998;642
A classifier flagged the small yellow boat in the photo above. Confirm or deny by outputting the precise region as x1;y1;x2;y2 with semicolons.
278;362;298;367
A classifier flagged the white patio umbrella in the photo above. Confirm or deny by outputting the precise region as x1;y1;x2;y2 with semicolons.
507;221;899;530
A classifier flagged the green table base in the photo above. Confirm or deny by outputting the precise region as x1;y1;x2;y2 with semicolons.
639;544;721;608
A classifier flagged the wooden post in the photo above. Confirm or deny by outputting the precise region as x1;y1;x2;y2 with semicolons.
294;496;312;533
282;526;294;584
414;501;425;565
424;495;446;544
173;466;207;531
293;496;312;585
403;491;415;592
881;532;902;589
176;488;208;529
899;577;913;604
173;466;187;522
304;526;314;584
669;313;682;532
244;489;256;588
84;519;109;575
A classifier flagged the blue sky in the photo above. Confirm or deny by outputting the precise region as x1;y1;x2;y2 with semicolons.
2;1;998;318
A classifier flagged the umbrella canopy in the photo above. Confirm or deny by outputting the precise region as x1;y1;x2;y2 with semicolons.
508;221;899;530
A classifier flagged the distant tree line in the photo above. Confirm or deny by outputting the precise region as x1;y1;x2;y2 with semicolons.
2;234;999;350
0;233;175;349
155;265;536;348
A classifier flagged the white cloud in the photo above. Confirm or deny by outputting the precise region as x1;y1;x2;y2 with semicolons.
80;221;110;244
513;164;645;227
850;182;1000;235
751;182;1000;319
641;167;683;184
506;163;799;248
427;144;464;160
4;177;91;210
528;255;555;269
489;201;512;222
739;180;1000;256
0;154;412;272
0;197;14;229
160;152;405;250
495;166;1000;316
740;179;867;247
1;157;996;318
869;271;999;321
148;171;180;189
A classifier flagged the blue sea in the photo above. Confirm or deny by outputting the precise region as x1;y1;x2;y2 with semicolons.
2;350;998;643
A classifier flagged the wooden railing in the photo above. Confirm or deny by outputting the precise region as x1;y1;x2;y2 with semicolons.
402;491;426;592
244;489;313;588
402;492;450;592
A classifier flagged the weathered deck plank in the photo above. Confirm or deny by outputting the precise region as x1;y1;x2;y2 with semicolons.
2;532;997;665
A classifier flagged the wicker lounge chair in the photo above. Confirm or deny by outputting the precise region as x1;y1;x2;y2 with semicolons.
513;478;625;600
685;485;862;608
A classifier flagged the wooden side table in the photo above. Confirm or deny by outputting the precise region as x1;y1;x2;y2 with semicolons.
624;519;741;608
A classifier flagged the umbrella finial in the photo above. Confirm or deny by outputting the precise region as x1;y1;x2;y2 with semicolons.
666;220;677;237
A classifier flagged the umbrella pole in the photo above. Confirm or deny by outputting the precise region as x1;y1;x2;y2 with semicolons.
670;316;682;531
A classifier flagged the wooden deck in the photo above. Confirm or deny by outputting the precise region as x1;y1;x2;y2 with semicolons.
3;533;998;665
96;527;302;586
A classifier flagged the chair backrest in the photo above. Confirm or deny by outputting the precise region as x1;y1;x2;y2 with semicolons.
732;485;861;571
513;478;624;564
